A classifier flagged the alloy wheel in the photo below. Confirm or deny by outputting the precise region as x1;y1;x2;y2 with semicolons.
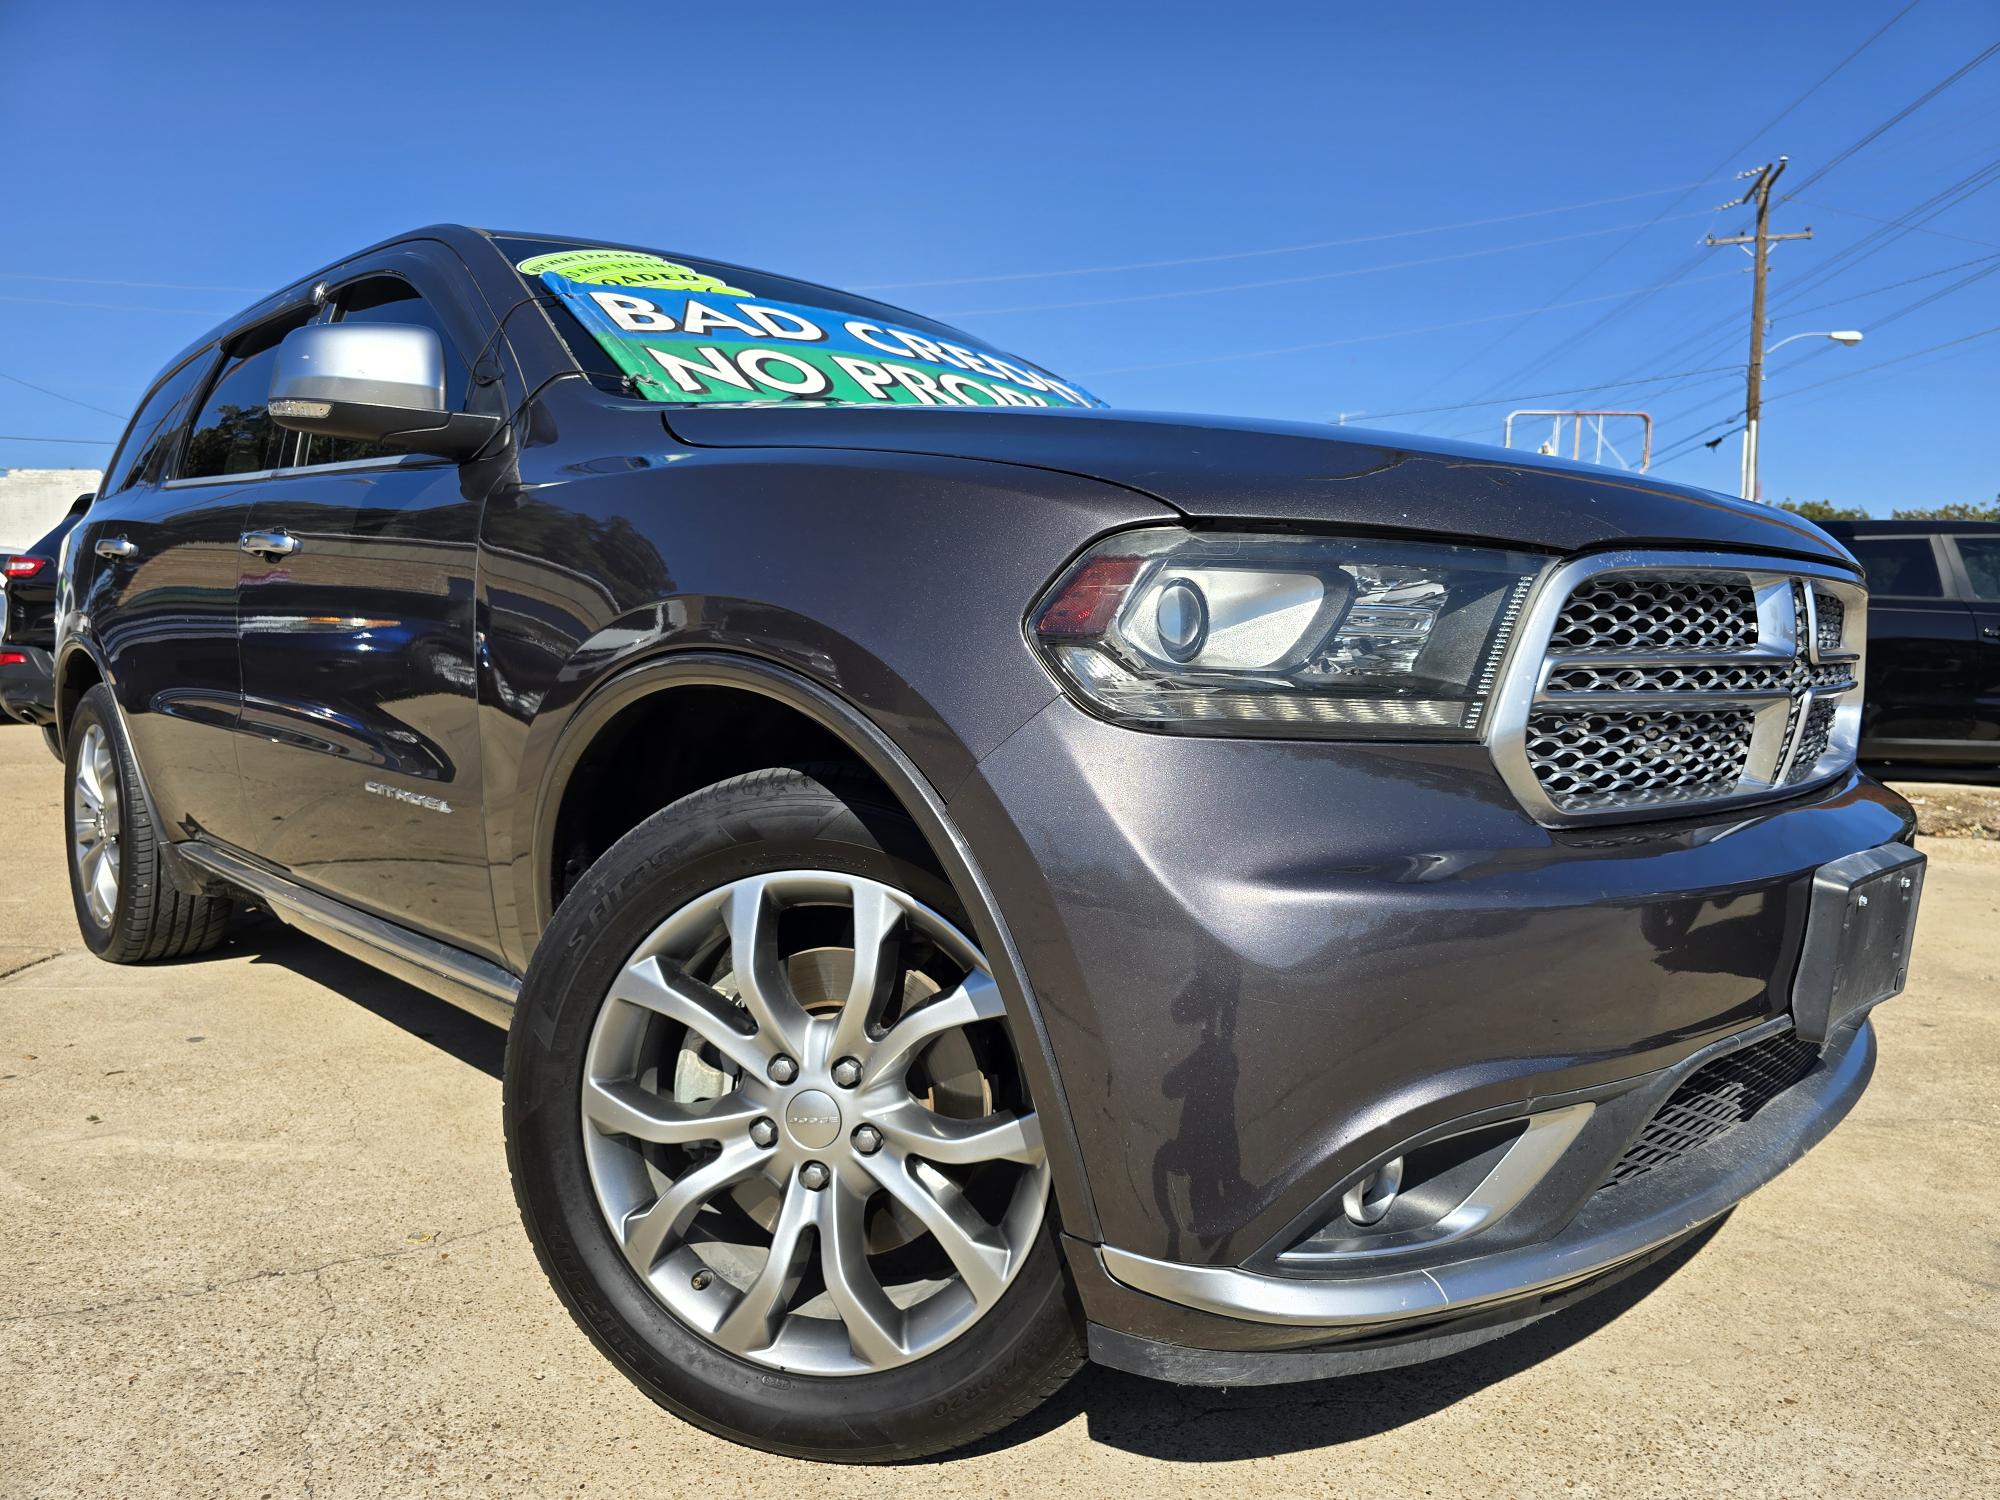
71;722;121;927
579;870;1050;1376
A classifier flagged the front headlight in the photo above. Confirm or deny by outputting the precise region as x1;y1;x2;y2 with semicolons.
1031;528;1549;739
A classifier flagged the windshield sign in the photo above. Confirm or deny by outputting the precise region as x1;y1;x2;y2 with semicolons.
520;250;1099;410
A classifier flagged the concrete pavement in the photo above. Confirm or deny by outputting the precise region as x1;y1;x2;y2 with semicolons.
1;724;1995;1498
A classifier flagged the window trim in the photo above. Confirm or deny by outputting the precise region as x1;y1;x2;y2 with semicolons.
161;451;441;491
1843;532;1956;601
168;302;317;484
101;345;221;497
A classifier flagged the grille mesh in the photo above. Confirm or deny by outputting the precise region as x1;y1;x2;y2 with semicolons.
1550;575;1756;654
1603;1031;1821;1189
1512;563;1862;819
1787;699;1839;782
1526;708;1756;811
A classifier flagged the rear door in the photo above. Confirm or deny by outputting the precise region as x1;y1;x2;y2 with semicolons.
1944;533;2000;762
233;262;500;957
79;313;307;847
1844;532;1977;759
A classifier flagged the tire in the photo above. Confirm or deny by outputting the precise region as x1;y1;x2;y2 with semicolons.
40;722;61;763
65;683;233;963
505;765;1082;1462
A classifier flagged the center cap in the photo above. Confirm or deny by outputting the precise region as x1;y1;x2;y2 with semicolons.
784;1089;842;1149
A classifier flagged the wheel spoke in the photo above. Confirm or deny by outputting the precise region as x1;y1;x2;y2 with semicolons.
874;1101;1043;1167
74;778;100;818
721;881;811;1053
78;841;102;890
828;881;902;1063
618;1141;762;1276
583;1077;763;1145
711;1173;819;1356
610;956;770;1079
861;1149;1011;1306
94;741;119;828
91;845;119;920
864;971;1006;1085
819;1179;906;1365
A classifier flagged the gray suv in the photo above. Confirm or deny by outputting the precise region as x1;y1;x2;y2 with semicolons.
55;226;1922;1461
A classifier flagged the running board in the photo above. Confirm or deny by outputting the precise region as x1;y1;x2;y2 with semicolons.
174;841;521;1028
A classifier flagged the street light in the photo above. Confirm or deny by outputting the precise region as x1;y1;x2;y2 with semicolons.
1742;330;1863;501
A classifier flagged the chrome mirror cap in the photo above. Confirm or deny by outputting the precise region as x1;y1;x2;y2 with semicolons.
268;322;501;462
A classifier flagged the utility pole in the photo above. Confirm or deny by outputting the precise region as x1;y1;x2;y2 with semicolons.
1706;158;1811;502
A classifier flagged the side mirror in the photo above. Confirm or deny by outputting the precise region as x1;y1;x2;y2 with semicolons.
268;322;501;461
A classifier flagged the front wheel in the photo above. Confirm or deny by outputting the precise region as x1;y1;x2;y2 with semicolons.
504;766;1082;1461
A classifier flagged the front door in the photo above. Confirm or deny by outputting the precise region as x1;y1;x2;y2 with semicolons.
1845;532;1978;759
233;273;499;956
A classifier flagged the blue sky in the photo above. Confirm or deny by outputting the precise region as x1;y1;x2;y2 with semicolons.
1;1;1994;514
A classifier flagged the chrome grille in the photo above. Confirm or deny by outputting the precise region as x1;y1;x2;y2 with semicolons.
1491;553;1867;823
1551;574;1756;653
1527;708;1757;810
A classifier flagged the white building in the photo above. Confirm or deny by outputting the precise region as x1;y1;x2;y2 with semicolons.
0;467;102;552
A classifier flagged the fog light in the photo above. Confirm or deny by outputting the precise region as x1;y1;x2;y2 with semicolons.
1342;1156;1404;1226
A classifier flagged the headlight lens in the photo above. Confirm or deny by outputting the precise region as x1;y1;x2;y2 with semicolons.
1032;528;1549;739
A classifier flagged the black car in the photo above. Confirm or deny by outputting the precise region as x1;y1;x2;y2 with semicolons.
1818;519;2000;768
53;226;1923;1463
1;493;91;757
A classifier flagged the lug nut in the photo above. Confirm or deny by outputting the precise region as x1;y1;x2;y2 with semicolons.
749;1117;777;1148
768;1054;799;1084
831;1057;862;1088
799;1161;830;1190
851;1124;882;1156
690;1268;714;1291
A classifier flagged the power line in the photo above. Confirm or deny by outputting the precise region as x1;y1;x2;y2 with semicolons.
0;433;116;445
933;213;1719;318
1413;0;1924;407
0;292;230;316
1073;271;1740;377
0;270;267;293
1352;365;1747;424
850;178;1737;291
1779;41;2000;201
1794;196;2000;250
0;370;129;419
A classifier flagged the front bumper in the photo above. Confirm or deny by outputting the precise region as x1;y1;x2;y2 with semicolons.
950;694;1915;1357
1088;1014;1873;1374
0;642;53;724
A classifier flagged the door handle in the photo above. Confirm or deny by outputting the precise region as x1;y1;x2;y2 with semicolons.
239;529;301;558
1984;626;1999;640
94;536;137;560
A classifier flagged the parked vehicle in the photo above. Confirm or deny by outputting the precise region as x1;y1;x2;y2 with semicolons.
1;493;91;758
54;226;1923;1462
1818;519;2000;768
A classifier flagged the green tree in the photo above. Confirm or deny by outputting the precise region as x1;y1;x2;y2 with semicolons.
1890;499;2000;521
1780;499;1870;521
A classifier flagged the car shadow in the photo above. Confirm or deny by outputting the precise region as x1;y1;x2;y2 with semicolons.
950;1218;1727;1464
233;911;505;1079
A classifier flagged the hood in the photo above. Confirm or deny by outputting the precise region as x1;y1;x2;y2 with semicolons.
663;404;1851;565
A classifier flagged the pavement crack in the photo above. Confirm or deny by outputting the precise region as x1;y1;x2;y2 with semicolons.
0;951;64;985
0;1219;513;1327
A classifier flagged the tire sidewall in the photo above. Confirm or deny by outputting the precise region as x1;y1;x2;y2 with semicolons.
504;773;1075;1460
64;688;128;957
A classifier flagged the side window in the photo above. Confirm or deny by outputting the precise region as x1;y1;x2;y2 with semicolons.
298;278;469;468
1953;536;2000;600
180;312;313;480
99;352;213;495
1848;536;1944;598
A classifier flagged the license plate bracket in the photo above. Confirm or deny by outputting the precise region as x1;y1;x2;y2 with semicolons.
1790;843;1925;1047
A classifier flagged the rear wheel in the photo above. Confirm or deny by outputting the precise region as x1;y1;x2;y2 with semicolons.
505;766;1082;1461
65;683;232;962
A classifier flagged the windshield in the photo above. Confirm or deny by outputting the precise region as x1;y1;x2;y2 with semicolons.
493;235;1100;411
